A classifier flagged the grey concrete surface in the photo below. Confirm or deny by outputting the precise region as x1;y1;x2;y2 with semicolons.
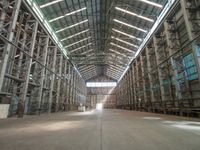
0;109;200;150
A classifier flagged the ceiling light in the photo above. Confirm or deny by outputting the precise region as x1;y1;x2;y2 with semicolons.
113;19;148;33
115;7;154;22
49;7;87;22
139;0;163;8
70;43;92;53
110;42;135;53
56;20;88;33
61;29;89;41
40;0;63;8
64;37;91;48
111;36;139;48
112;28;142;41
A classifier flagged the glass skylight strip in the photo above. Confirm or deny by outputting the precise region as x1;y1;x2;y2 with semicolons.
109;49;127;57
64;37;91;48
83;74;96;79
110;42;135;53
115;7;154;22
106;59;128;67
81;70;96;75
40;0;63;8
108;66;126;73
107;72;120;78
111;36;139;48
56;20;88;33
61;29;89;41
108;68;125;74
109;53;132;60
108;67;124;73
106;72;120;77
81;66;95;71
81;49;94;54
107;56;129;65
79;66;95;72
108;66;126;72
107;70;121;76
112;28;142;41
139;0;163;8
113;19;148;33
82;71;96;76
106;54;121;60
106;73;120;78
107;68;121;73
78;65;95;70
108;70;122;75
84;71;96;75
81;68;95;74
70;43;92;53
79;65;95;71
83;70;97;75
107;67;124;73
49;7;87;22
108;63;127;69
82;68;96;73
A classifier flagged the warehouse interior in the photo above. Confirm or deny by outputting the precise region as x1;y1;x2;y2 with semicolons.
0;0;200;150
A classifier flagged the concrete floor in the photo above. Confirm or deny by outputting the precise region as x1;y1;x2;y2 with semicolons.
0;110;200;150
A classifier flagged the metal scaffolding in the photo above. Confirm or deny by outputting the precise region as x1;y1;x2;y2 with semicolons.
115;0;200;117
0;0;87;117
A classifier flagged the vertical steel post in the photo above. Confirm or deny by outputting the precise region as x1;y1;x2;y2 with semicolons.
18;21;38;117
56;54;63;111
146;47;155;103
48;47;57;113
37;36;50;111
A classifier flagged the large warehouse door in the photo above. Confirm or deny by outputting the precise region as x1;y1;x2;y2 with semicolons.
89;94;116;109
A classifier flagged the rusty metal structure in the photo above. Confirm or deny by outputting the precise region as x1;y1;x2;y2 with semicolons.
0;0;200;117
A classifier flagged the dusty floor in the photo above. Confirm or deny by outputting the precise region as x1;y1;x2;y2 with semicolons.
0;109;200;150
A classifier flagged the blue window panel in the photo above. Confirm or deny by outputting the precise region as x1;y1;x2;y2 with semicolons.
195;45;200;65
183;53;198;81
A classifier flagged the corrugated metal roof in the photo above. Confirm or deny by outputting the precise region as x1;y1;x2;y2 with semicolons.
34;0;168;81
